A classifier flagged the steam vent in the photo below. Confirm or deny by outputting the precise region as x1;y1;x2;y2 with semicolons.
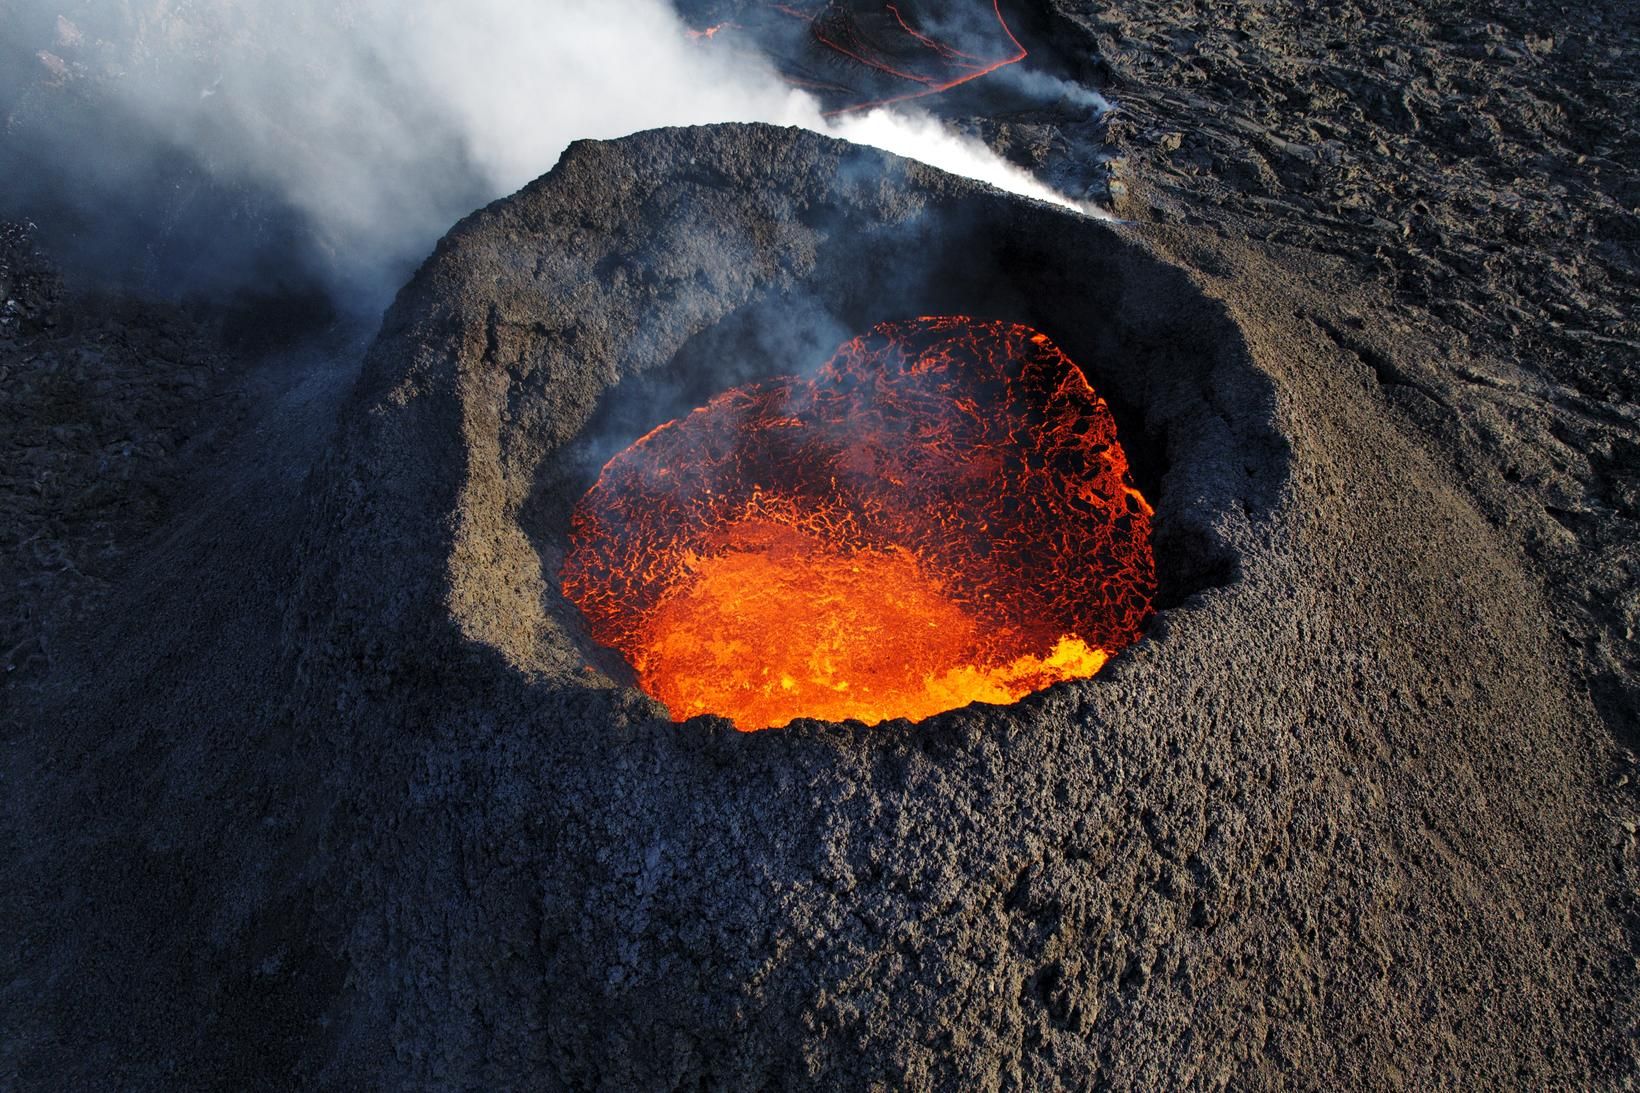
563;317;1156;729
12;124;1635;1089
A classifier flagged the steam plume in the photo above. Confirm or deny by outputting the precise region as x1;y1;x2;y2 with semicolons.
1;0;1105;305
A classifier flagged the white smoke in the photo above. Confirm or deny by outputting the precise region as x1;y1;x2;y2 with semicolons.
6;0;1106;299
825;108;1111;219
992;66;1115;115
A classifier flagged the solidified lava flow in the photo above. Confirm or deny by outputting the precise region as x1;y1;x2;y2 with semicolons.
803;0;1025;114
562;317;1155;731
689;1;1026;116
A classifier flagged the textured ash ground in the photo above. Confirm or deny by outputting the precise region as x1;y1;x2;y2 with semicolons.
3;2;1638;1088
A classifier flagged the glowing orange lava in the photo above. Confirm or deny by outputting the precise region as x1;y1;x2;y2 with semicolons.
805;0;1026;116
688;1;1028;116
563;317;1155;730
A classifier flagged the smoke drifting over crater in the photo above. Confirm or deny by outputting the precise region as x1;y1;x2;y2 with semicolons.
1;0;1101;306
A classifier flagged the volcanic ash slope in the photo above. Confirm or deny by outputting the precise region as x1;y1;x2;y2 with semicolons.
273;124;1628;1087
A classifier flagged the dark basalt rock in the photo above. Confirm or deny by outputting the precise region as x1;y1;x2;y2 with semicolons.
261;124;1620;1087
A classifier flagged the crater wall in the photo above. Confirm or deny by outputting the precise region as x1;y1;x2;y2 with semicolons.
282;124;1616;1088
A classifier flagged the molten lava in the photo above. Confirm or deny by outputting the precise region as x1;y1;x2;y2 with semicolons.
804;0;1026;115
563;317;1155;731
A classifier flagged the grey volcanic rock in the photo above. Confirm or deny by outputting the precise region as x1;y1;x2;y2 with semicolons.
255;124;1621;1087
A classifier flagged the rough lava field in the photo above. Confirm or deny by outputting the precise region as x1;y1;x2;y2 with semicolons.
2;0;1638;1089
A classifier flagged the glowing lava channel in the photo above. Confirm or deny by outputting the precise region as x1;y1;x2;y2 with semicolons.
563;316;1155;731
807;0;1027;116
693;1;1028;117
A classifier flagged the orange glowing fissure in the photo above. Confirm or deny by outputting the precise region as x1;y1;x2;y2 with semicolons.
689;1;1027;116
563;317;1156;731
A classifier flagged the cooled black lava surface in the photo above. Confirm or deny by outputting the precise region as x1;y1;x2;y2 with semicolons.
3;122;1632;1089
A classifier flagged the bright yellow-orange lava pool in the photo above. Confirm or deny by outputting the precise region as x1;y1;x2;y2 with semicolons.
562;316;1155;730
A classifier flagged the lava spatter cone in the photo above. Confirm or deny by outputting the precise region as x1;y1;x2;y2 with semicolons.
562;316;1156;729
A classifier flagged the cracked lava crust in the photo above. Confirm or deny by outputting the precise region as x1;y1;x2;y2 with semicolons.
562;315;1156;730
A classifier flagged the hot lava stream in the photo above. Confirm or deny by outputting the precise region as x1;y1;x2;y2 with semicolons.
562;316;1155;730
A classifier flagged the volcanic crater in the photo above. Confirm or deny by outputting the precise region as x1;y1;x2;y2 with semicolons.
5;0;1638;1083
517;141;1286;732
248;123;1616;1086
